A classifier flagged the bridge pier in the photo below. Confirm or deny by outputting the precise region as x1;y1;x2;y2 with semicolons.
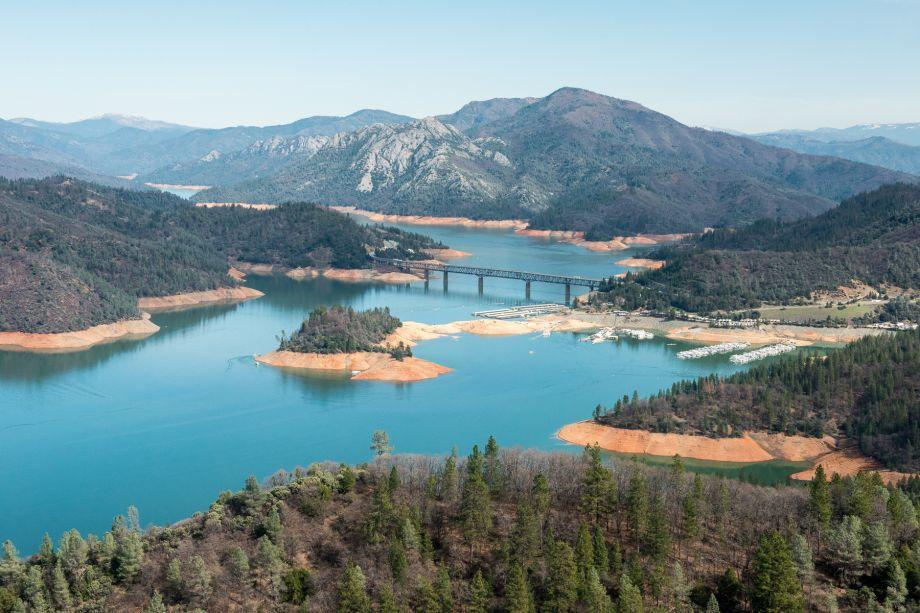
565;283;571;304
478;276;484;294
443;271;449;292
525;281;531;300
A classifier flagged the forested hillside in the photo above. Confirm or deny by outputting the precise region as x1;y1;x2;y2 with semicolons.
596;183;920;313
2;440;918;612
0;177;442;333
600;329;920;472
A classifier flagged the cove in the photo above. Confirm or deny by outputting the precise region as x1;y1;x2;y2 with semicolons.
2;222;790;550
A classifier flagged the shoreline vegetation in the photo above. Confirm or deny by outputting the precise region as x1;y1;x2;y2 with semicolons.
556;421;914;485
0;285;264;353
144;182;211;190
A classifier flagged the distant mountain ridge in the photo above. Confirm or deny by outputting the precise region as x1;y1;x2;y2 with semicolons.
195;87;914;237
759;122;920;147
751;133;920;175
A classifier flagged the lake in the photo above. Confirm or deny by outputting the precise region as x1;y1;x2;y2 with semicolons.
0;221;797;550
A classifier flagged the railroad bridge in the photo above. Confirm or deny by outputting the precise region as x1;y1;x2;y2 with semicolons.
371;256;604;302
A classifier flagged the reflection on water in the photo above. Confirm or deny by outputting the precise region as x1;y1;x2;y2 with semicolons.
0;224;807;550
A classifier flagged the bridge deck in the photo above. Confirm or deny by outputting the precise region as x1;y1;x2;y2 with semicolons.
372;257;603;289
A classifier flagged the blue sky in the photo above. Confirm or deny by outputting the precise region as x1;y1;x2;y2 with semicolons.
3;0;918;132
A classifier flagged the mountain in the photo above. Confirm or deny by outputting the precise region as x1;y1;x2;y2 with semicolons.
762;122;920;147
0;177;442;333
0;110;414;179
750;133;920;175
9;113;195;138
0;153;134;187
597;183;920;314
195;88;914;237
437;96;538;133
138;134;330;187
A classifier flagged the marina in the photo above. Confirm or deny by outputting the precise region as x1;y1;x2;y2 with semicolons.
729;342;798;364
676;342;751;359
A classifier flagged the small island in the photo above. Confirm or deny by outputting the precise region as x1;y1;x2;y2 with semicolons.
256;306;451;382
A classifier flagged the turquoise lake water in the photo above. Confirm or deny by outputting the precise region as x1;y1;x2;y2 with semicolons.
1;221;800;550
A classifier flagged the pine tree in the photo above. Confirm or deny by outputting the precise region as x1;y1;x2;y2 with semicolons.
883;558;908;609
435;566;453;612
504;563;534;613
808;464;832;532
468;569;491;613
581;445;615;524
750;531;804;613
51;561;72;610
114;530;144;584
544;541;578;611
705;593;721;613
337;562;371;613
378;585;400;613
261;505;283;543
166;557;184;601
671;562;691;612
38;533;54;566
227;546;250;581
616;574;643;613
388;466;400;496
187;555;213;605
460;447;493;549
827;515;864;583
862;521;892;575
789;533;813;582
389;540;408;584
441;448;459;502
485;435;503;496
575;523;596;599
626;471;648;545
531;474;550;518
57;529;88;580
0;540;24;586
509;502;540;568
584;568;612;613
681;493;699;544
592;525;608;580
23;566;49;613
145;590;167;613
643;493;670;564
415;579;439;612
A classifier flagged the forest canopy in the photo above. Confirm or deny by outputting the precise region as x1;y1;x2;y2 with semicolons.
279;306;408;358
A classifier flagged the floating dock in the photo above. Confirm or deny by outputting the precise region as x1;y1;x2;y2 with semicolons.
676;342;751;360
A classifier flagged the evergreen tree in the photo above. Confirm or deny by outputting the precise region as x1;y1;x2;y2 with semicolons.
544;541;578;611
643;493;670;564
616;574;643;613
337;562;371;613
592;525;608;580
750;531;804;613
388;466;400;496
575;523;596;598
827;515;864;582
485;435;503;496
338;465;357;494
509;503;541;568
378;585;400;613
715;568;742;613
50;561;72;610
883;558;908;609
531;474;550;518
681;492;699;543
705;593;721;613
166;557;184;601
38;533;54;566
389;540;408;584
460;447;493;548
504;563;534;613
584;568;612;613
57;529;88;580
626;471;649;545
581;445;615;524
23;566;49;613
468;569;491;613
145;590;167;613
670;562;691;612
187;555;213;605
434;566;453;612
862;521;893;575
227;546;250;581
0;541;24;586
808;464;832;532
260;505;283;543
441;448;459;502
788;533;813;582
415;579;439;612
114;530;144;583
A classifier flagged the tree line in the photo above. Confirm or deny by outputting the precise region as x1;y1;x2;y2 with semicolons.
3;438;920;611
278;306;412;359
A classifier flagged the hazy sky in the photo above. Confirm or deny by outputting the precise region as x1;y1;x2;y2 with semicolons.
4;0;918;132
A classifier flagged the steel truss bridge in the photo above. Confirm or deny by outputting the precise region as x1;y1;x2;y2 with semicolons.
371;256;604;302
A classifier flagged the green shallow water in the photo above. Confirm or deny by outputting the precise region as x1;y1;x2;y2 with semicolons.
603;452;811;487
0;221;814;549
